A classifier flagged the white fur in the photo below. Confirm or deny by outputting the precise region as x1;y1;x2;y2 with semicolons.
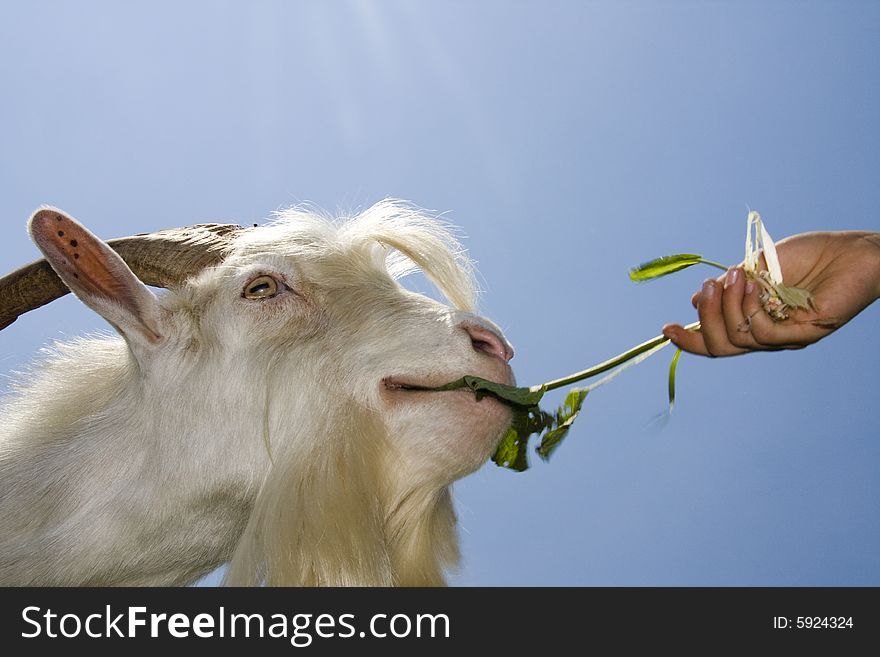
0;200;514;586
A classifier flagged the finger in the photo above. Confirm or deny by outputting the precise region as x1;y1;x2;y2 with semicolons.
697;279;747;357
743;280;825;347
662;323;710;356
721;267;760;349
692;268;728;309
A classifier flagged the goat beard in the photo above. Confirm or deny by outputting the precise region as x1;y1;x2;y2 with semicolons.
225;404;460;586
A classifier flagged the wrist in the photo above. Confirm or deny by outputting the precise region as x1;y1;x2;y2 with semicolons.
866;232;880;301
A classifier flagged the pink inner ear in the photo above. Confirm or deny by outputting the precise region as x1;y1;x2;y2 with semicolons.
30;209;144;310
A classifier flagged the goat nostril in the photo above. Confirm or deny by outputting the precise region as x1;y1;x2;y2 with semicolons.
462;323;513;363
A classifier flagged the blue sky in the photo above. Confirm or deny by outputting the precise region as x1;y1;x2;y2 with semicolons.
1;0;878;585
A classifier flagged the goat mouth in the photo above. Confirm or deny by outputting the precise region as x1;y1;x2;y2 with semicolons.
381;376;512;405
381;376;485;397
382;377;440;393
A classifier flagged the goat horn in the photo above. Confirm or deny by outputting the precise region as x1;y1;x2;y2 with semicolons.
0;218;245;331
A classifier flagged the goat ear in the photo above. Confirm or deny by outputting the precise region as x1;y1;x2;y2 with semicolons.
28;208;163;344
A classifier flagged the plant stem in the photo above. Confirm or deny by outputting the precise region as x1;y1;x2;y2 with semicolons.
537;321;701;392
699;259;729;272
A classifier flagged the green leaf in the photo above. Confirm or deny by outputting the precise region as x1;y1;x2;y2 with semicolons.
492;406;555;471
461;376;546;407
415;376;545;408
667;348;683;413
492;422;528;471
537;388;588;461
629;254;705;282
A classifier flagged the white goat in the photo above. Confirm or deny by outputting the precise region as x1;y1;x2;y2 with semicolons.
0;201;515;586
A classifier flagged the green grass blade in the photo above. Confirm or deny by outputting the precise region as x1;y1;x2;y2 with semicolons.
629;254;705;281
629;254;728;281
667;348;683;413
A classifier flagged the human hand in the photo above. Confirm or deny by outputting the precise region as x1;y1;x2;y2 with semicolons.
662;231;880;357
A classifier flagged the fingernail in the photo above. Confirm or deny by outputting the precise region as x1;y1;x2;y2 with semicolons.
745;279;755;294
662;325;676;339
702;279;716;297
724;267;739;289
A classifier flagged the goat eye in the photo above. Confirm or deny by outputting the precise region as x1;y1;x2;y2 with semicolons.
243;275;280;300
